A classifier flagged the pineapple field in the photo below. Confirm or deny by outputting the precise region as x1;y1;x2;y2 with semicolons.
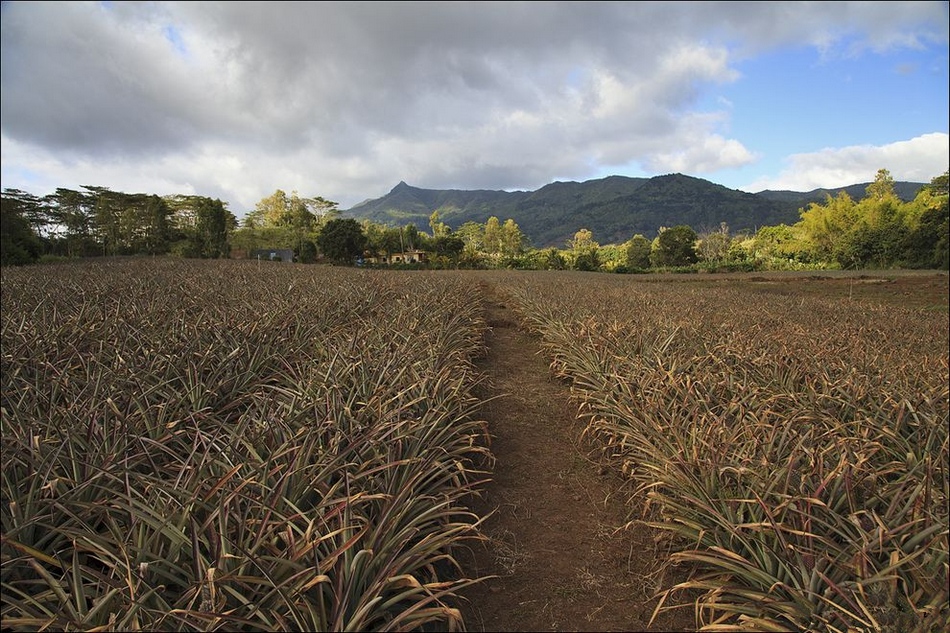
2;259;947;632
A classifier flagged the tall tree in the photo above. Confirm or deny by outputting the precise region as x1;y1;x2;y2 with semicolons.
130;194;172;255
402;223;419;251
317;218;366;264
246;190;335;231
798;191;858;263
865;168;897;201
650;225;698;267
194;197;232;258
625;234;652;270
46;187;98;257
846;186;906;268
928;170;949;197
429;210;450;239
569;228;600;271
237;190;330;259
902;171;949;269
300;195;339;225
252;189;292;227
80;188;174;256
2;189;48;238
431;233;464;260
456;221;484;252
483;216;502;254
500;218;524;258
89;186;123;256
0;192;42;265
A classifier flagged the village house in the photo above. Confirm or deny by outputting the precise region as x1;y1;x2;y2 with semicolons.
364;249;428;265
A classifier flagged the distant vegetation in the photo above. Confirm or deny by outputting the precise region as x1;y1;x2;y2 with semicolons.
343;172;931;247
2;169;947;272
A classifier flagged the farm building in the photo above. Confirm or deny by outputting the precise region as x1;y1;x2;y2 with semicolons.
250;248;295;263
365;250;428;265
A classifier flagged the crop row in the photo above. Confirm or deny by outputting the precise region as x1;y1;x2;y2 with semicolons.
1;259;491;631
497;271;949;633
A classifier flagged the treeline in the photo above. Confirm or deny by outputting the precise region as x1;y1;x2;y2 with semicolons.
1;187;236;265
571;169;948;273
2;169;947;272
427;169;948;273
788;169;948;270
0;184;524;269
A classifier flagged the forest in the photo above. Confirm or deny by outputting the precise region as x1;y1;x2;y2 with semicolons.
2;169;947;272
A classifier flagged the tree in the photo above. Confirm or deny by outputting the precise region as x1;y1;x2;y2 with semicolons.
902;171;949;269
249;189;291;228
85;188;174;256
239;189;332;259
194;197;233;258
865;168;897;201
455;221;485;263
361;221;387;258
650;225;698;267
456;221;484;250
302;195;340;225
697;222;731;265
168;194;235;257
500;219;525;258
1;193;42;265
47;187;98;257
2;189;49;259
297;239;318;263
625;234;652;270
483;216;502;254
131;194;173;255
429;210;450;239
432;233;464;258
753;224;810;265
402;223;419;251
89;186;122;255
244;190;334;231
846;192;906;268
569;228;600;271
798;191;858;263
928;170;949;197
2;189;48;238
794;169;949;269
317;218;366;264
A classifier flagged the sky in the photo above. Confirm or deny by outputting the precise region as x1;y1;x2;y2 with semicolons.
1;1;948;219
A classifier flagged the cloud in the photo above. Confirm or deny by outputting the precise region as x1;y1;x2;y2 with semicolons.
2;2;947;212
648;132;760;175
744;133;950;192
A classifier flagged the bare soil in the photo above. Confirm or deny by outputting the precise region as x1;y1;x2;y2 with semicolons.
453;271;948;633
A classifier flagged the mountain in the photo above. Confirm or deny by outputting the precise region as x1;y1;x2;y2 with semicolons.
755;181;926;210
342;174;927;248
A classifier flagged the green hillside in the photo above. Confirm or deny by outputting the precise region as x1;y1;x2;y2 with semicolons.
343;174;926;248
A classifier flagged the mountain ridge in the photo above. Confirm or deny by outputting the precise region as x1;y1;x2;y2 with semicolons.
342;173;927;248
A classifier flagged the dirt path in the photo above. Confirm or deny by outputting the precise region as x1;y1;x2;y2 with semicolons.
455;281;694;632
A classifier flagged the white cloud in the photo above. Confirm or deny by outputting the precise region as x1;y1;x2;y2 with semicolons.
2;2;947;212
744;133;949;191
649;133;760;174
